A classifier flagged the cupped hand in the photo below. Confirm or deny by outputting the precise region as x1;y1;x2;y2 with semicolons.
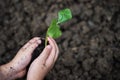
0;37;41;80
27;37;59;80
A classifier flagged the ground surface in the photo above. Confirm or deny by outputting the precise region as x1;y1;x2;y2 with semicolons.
0;0;120;80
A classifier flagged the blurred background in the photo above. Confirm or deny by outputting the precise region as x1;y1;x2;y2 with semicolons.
0;0;120;80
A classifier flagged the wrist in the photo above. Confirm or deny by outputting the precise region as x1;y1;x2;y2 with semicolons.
0;63;16;80
0;64;8;80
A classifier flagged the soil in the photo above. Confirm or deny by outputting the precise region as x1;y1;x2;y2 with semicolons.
0;0;120;80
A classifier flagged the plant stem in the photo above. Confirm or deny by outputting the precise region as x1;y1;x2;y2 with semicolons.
57;21;60;25
45;33;48;47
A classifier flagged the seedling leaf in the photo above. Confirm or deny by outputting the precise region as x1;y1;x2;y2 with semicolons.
45;8;72;46
47;19;62;38
57;8;72;24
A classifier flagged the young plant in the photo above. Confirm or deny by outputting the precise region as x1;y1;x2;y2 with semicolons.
45;8;72;46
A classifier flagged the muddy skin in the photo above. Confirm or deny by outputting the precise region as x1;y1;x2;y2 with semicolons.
7;67;17;79
0;66;17;80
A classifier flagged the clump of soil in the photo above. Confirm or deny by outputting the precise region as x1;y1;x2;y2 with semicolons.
0;0;120;80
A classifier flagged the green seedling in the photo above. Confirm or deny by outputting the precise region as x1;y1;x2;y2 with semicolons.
45;8;72;46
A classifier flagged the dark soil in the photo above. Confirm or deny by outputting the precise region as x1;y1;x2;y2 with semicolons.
0;0;120;80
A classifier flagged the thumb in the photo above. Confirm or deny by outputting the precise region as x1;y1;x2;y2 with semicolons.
37;45;52;64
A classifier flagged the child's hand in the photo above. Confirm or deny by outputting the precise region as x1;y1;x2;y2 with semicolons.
0;37;41;80
27;37;59;80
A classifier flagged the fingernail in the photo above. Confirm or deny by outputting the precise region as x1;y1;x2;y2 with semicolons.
34;37;40;39
37;40;41;44
47;45;52;49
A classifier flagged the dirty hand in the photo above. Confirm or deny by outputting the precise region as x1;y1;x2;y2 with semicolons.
27;37;59;80
0;37;41;80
